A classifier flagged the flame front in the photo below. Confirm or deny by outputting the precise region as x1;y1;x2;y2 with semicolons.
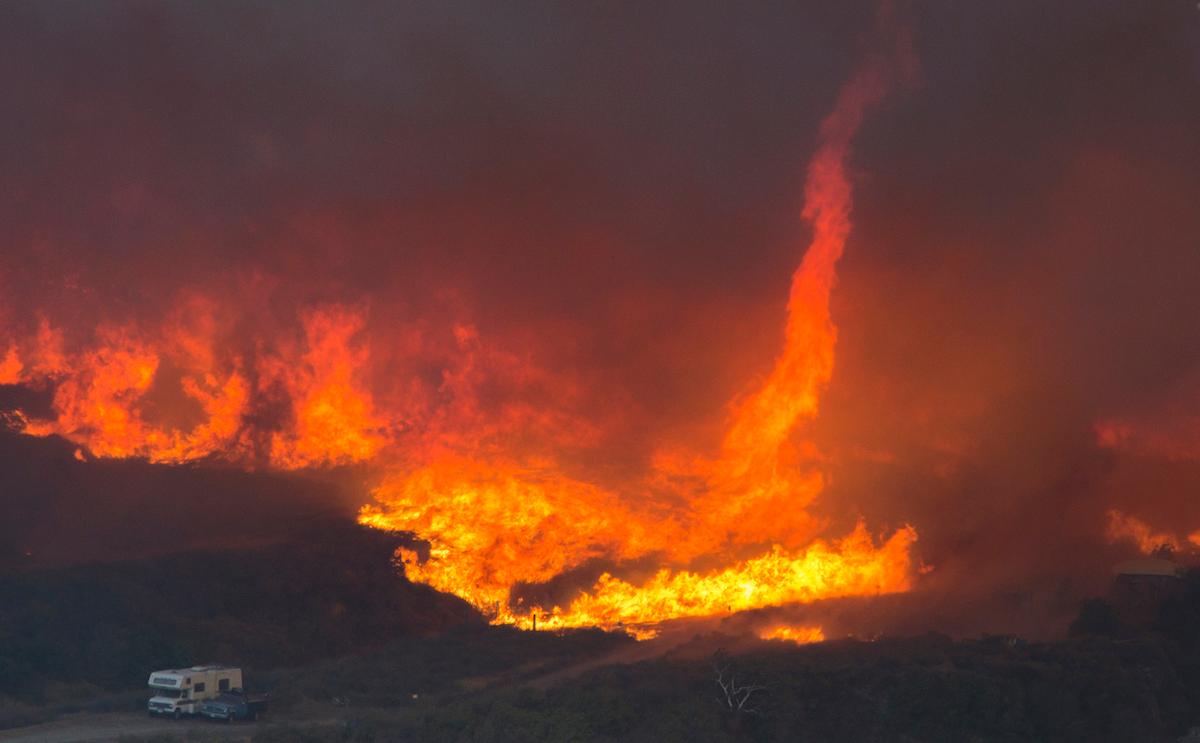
10;303;386;468
3;51;918;636
760;625;826;644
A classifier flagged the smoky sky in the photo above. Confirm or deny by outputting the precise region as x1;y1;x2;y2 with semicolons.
3;1;1200;631
810;1;1200;601
0;0;879;453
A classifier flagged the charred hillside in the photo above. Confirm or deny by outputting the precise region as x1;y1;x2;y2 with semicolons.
0;421;364;570
0;521;481;701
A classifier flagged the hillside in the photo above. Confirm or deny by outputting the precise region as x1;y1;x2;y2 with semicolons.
0;522;480;705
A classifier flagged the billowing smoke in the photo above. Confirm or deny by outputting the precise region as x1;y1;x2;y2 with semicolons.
2;1;1199;638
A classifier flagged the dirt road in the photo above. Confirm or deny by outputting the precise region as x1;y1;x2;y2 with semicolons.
0;712;256;743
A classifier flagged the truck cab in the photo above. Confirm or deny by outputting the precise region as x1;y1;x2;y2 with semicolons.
147;665;243;719
200;688;269;722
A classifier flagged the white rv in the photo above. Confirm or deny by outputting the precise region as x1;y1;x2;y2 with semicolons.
147;665;243;718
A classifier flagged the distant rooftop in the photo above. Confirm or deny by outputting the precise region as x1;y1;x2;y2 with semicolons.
1114;557;1181;577
154;664;238;675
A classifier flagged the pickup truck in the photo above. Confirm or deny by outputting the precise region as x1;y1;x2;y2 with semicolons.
199;689;269;722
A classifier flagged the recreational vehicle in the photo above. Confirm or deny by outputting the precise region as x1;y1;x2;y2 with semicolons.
147;665;243;719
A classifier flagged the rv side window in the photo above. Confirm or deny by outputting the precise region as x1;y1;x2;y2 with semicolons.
219;679;230;691
194;683;205;693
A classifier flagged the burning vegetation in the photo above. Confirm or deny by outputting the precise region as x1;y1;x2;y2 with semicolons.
2;0;1200;652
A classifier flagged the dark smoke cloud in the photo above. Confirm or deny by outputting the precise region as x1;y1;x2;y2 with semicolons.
2;1;1199;636
807;1;1200;630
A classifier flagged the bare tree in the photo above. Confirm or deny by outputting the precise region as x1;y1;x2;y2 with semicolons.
712;649;768;715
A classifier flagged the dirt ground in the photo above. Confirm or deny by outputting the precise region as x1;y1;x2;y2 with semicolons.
0;712;257;743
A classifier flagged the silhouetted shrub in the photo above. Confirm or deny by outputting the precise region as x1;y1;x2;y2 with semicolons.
1069;598;1123;638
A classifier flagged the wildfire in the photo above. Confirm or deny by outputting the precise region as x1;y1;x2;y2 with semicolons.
512;524;914;630
759;625;826;644
8;306;384;468
263;308;387;469
358;53;917;632
2;44;920;636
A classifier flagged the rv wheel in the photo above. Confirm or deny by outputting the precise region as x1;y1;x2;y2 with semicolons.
173;709;181;720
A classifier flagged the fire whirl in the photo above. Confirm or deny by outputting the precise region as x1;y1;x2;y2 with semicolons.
359;51;918;634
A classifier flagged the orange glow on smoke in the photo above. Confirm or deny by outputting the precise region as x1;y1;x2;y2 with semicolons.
1106;509;1189;555
760;624;826;644
4;52;918;636
1096;418;1200;462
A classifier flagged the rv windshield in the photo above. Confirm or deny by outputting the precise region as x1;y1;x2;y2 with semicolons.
153;689;184;699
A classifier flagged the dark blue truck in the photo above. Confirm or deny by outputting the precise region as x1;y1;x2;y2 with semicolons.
199;689;269;722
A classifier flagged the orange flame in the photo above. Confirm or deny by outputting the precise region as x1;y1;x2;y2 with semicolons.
263;307;387;468
12;306;382;468
760;624;826;644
